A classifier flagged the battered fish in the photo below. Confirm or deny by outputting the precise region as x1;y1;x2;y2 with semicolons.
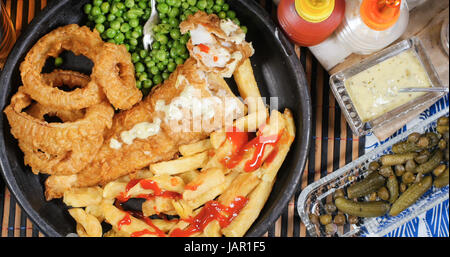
44;12;254;200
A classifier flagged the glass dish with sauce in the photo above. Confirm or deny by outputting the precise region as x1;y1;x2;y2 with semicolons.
330;37;446;137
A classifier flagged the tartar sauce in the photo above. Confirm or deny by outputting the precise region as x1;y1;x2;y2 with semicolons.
345;50;432;122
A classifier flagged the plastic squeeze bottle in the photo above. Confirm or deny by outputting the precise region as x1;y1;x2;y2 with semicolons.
309;0;409;70
277;0;346;46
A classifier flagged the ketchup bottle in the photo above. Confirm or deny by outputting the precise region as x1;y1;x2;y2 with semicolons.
277;0;346;47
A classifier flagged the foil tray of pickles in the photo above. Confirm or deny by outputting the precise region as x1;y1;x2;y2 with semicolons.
298;109;449;237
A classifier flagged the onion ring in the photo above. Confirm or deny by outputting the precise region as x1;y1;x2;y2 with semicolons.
92;42;142;110
3;88;114;175
19;24;104;110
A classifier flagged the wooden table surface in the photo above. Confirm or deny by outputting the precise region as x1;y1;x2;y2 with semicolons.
0;0;365;237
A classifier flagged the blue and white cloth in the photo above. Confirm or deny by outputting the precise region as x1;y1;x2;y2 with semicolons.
364;94;449;237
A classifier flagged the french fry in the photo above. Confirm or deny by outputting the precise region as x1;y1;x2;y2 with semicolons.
85;199;114;222
233;59;268;129
69;208;103;237
63;186;103;208
126;174;185;199
172;199;194;220
178;170;201;184
221;109;296;237
221;179;275;237
186;170;239;210
260;109;296;183
150;151;208;175
179;139;212;156
102;203;161;237
183;168;225;200
151;219;179;233
103;180;128;199
203;220;222;237
142;197;175;217
218;172;260;206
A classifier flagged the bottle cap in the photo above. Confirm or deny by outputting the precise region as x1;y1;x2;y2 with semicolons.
295;0;336;23
360;0;402;31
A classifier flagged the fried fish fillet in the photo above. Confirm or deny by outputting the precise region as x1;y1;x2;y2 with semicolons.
44;58;246;200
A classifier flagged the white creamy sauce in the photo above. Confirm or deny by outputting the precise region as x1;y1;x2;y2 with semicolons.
156;84;223;122
345;50;432;122
109;138;123;149
120;118;161;145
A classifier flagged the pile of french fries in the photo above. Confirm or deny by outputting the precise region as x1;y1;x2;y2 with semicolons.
64;59;296;237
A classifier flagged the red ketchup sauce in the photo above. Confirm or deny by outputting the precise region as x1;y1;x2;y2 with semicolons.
169;196;248;237
221;127;283;172
116;178;182;203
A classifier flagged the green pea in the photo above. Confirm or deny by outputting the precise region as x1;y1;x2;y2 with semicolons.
170;29;181;40
156;50;167;61
180;52;189;59
129;38;138;46
188;0;197;6
131;31;140;38
120;23;130;33
167;0;176;6
153;74;163;85
212;5;222;13
135;62;145;73
240;26;248;34
157;3;170;13
156;34;169;44
180;14;187;21
143;79;153;89
107;14;116;22
168;7;180;18
162;72;170;80
110;20;121;30
136;81;142;89
146;60;156;68
106;28;117;38
129;18;139;28
216;0;225;5
139;50;148;58
175;57;184;65
167;62;176;72
95;15;106;24
197;0;207;10
152;41;161;50
182;2;190;9
168;17;179;27
110;4;119;15
206;0;214;9
138;1;147;9
180;34;190;45
90;6;101;16
95;23;105;33
116;2;126;10
232;18;240;26
131;52;141;63
100;2;110;13
189;6;199;12
54;57;63;67
222;3;229;11
83;4;92;15
125;0;135;8
93;0;102;7
218;11;226;19
150;66;160;75
115;32;125;44
157;62;166;71
227;10;236;19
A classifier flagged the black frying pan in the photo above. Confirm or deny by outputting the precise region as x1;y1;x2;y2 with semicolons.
0;0;311;237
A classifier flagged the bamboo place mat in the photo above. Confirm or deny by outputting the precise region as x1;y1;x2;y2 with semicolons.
0;0;365;237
